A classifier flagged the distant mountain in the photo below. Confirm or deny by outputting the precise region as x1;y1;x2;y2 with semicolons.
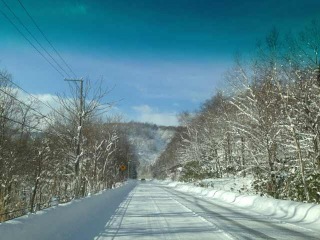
120;122;176;177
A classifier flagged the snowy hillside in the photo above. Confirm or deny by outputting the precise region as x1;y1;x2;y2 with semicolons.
121;122;176;176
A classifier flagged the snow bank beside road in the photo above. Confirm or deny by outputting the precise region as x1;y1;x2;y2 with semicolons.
162;181;320;232
0;181;137;240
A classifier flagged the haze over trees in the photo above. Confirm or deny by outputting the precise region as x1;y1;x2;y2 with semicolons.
152;21;320;203
121;122;175;178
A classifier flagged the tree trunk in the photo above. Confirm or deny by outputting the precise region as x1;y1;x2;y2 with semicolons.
267;138;277;198
292;126;310;202
241;136;246;177
30;156;42;213
30;177;39;213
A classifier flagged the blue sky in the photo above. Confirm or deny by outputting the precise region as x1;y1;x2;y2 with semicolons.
1;0;319;125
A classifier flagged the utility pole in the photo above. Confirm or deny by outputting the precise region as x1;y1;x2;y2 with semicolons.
65;78;83;197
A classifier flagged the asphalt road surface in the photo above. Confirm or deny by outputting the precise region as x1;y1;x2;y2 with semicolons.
93;182;319;240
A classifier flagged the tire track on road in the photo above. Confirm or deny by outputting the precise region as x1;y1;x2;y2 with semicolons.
150;195;182;240
162;187;276;240
109;189;136;240
155;186;235;240
163;186;320;240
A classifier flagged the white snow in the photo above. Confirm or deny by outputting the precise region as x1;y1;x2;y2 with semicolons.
159;180;320;232
198;175;255;195
0;180;319;239
0;181;137;240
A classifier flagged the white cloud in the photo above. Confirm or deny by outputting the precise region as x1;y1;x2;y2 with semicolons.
132;105;153;113
132;104;178;126
10;89;179;126
17;90;61;115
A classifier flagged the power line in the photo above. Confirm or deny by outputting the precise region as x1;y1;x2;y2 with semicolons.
0;72;75;123
0;115;67;139
0;7;64;78
0;0;71;78
16;0;77;78
0;87;76;139
0;3;79;123
1;115;46;134
0;7;65;78
0;87;48;120
0;82;75;138
0;1;80;123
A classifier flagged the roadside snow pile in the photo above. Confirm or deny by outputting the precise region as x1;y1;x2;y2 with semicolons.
0;181;137;240
162;176;256;195
161;181;320;232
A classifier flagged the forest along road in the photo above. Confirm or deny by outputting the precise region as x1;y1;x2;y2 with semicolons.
94;182;319;240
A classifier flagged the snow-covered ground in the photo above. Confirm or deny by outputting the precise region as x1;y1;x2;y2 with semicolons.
159;180;320;232
0;181;137;240
1;180;319;239
197;175;255;195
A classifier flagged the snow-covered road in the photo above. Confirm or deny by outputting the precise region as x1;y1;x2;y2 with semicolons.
1;181;319;240
95;182;319;240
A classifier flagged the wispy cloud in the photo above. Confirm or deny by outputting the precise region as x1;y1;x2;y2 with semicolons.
132;104;178;126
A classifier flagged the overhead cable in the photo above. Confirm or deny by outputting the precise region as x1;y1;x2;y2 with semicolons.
0;0;71;78
16;0;77;78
